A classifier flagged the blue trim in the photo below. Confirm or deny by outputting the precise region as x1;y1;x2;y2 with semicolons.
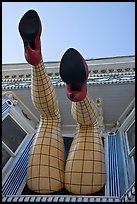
107;131;134;197
115;132;126;196
108;135;120;196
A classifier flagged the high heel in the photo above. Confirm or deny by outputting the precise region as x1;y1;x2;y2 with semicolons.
18;9;42;65
60;48;89;102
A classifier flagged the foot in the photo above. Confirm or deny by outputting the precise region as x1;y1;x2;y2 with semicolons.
18;9;42;65
60;48;89;102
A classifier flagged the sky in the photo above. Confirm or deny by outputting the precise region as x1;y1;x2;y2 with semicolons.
2;2;135;64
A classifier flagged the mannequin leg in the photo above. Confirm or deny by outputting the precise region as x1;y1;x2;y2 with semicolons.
59;47;106;194
65;96;106;194
18;10;65;194
27;60;65;194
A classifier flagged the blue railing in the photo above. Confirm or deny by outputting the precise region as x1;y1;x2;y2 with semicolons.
2;136;34;196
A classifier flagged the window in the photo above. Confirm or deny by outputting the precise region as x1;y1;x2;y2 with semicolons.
2;115;27;168
2;148;11;168
126;122;135;160
127;123;135;151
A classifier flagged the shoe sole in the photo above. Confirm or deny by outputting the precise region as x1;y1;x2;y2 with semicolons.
60;48;87;85
18;9;40;49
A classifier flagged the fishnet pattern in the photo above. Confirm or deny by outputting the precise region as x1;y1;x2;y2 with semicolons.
31;60;60;120
65;96;106;194
27;60;65;194
71;96;99;126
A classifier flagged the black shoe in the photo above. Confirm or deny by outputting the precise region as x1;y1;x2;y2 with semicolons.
18;9;42;65
60;48;89;102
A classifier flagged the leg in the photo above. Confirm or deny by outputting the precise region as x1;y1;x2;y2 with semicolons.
60;48;106;194
27;60;65;194
65;96;106;194
18;10;65;194
31;59;61;120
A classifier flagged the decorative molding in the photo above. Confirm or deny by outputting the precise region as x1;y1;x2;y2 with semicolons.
96;98;105;135
2;71;135;90
2;55;135;90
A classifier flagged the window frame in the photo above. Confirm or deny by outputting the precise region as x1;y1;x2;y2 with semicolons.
118;106;135;189
2;113;28;155
125;121;135;158
2;99;36;177
2;113;30;173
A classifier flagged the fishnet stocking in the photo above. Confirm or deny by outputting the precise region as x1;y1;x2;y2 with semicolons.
65;96;106;194
27;60;65;194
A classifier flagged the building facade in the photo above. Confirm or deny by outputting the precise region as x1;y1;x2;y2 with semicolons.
2;55;135;202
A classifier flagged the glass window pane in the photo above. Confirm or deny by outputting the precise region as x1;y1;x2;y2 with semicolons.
2;115;27;152
2;148;11;168
127;123;135;152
